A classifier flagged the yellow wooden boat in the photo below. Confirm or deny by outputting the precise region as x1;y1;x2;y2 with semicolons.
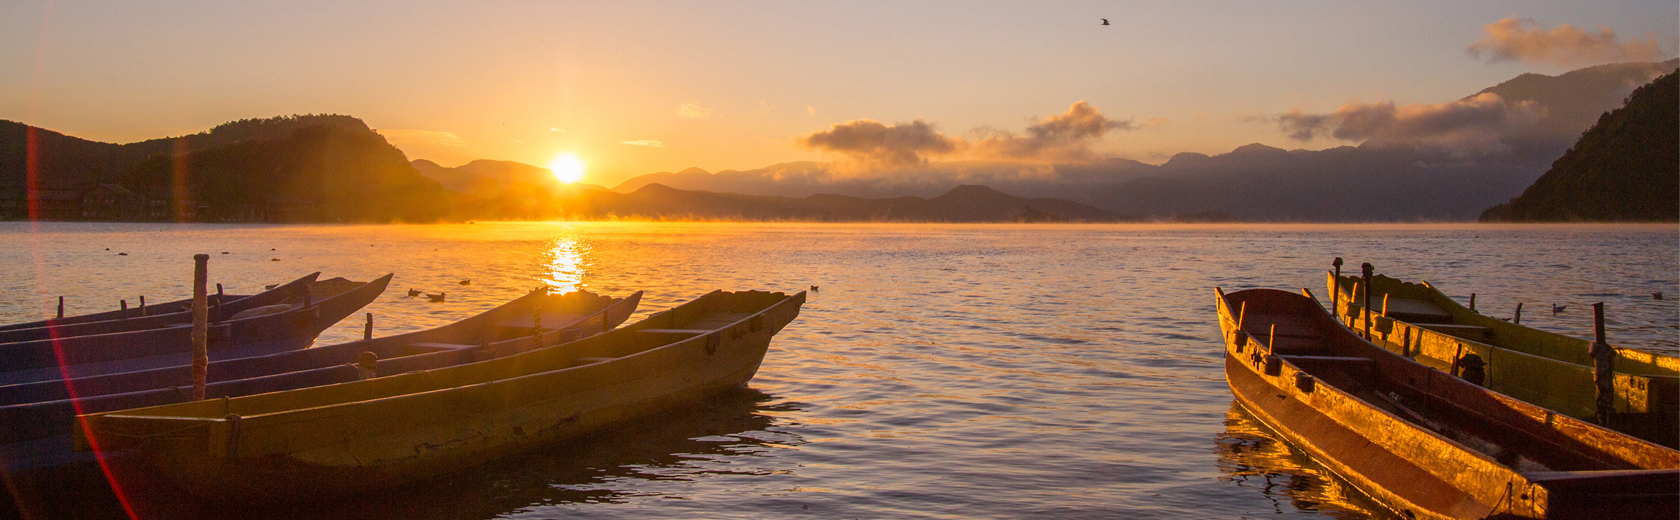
75;289;805;501
1328;269;1678;447
1218;287;1677;519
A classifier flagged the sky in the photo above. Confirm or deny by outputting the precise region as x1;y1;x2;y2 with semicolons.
3;1;1676;187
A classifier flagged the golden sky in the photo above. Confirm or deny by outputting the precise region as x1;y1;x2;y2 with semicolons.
4;1;1675;187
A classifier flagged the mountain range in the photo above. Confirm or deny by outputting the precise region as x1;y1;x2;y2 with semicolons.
612;60;1677;221
3;60;1673;222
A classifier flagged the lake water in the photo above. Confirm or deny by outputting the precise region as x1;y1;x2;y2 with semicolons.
1;222;1675;519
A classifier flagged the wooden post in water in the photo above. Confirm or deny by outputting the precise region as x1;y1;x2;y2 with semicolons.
1380;293;1391;344
191;254;209;401
1330;257;1344;316
1347;281;1360;327
532;307;544;349
1513;302;1523;325
138;295;146;316
363;313;374;341
1469;293;1476;313
1591;302;1616;425
214;283;224;323
56;297;63;319
1360;263;1374;340
120;299;128;319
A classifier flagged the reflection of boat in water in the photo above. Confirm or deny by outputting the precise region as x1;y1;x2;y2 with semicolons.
1328;270;1679;447
1214;402;1389;518
56;387;794;520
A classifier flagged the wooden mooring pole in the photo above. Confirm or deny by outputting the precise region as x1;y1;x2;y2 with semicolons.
1330;257;1344;315
364;313;374;341
192;254;209;401
1360;263;1374;340
1591;302;1615;425
56;297;63;319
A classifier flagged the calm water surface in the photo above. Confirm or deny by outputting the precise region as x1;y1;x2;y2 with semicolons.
0;222;1675;519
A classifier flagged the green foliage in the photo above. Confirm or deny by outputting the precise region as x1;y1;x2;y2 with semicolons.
1481;72;1679;222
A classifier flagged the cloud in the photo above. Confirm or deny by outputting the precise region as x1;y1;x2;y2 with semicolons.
797;101;1139;166
756;100;774;115
1277;93;1544;151
620;139;665;147
550;127;566;132
807;106;818;116
377;129;472;149
1142;117;1169;130
971;101;1133;161
1467;17;1669;67
678;103;710;118
798;119;960;166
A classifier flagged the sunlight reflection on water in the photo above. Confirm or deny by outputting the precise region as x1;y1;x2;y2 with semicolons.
0;222;1672;519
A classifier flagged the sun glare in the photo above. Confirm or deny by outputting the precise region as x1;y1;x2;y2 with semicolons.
549;154;586;184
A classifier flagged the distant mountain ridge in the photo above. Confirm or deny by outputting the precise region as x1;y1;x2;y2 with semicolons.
609;60;1678;221
1481;72;1678;222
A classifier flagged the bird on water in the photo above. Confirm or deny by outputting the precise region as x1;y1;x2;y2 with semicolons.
427;292;446;303
1552;303;1567;315
407;288;422;297
458;279;471;286
1101;18;1109;25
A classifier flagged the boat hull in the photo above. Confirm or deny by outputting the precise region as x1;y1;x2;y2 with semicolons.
78;290;804;502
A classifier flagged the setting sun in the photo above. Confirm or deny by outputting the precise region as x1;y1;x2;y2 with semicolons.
548;154;586;184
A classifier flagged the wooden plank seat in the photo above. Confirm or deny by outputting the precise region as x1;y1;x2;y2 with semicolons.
1415;323;1491;340
1382;297;1454;324
406;342;480;351
569;356;616;367
1266;336;1334;355
1276;355;1375;364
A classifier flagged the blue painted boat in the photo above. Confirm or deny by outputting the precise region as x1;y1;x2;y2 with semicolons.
0;273;319;344
0;274;393;386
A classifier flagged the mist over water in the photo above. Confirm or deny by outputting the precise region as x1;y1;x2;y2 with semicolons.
0;222;1674;519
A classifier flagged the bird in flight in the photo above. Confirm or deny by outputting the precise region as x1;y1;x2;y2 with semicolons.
1101;18;1110;25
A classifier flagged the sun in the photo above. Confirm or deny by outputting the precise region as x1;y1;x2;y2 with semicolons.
548;154;586;184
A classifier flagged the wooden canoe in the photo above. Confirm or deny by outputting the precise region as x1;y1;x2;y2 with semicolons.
1328;271;1679;447
0;273;318;344
76;289;805;501
1218;287;1678;519
0;289;639;476
0;274;393;386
